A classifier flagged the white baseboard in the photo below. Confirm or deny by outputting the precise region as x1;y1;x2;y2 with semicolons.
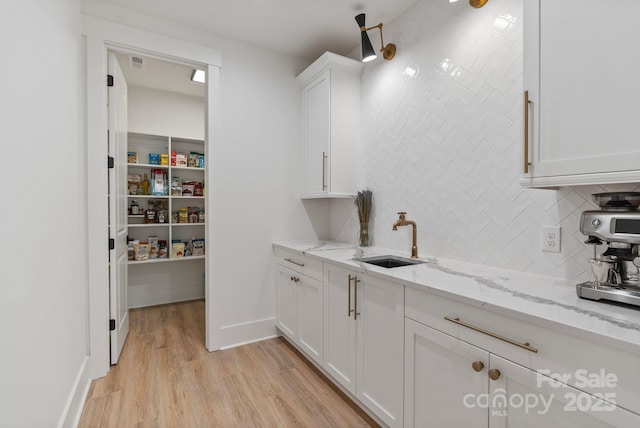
57;356;91;428
219;317;277;350
129;284;204;309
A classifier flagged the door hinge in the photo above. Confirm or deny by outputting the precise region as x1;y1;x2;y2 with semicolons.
107;74;114;87
109;319;116;331
108;156;114;169
109;238;115;250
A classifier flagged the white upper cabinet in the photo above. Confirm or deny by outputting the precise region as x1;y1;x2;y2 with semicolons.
522;0;640;187
297;52;363;198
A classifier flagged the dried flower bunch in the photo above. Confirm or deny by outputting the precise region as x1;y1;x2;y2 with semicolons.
354;189;372;246
355;189;372;226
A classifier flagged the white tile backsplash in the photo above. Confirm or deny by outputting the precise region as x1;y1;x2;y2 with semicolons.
329;0;640;282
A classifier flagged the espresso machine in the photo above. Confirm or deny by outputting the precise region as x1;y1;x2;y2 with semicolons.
577;192;640;307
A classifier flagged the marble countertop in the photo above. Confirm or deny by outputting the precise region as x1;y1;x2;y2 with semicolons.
273;240;640;354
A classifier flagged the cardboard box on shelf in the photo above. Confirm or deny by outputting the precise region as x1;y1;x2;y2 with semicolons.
171;242;185;258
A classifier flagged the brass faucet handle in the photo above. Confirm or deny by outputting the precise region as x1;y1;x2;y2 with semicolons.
398;211;406;215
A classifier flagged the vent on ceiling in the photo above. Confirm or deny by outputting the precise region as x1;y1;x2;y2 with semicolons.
129;56;144;69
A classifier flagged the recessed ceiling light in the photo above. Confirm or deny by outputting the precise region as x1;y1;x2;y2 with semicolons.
191;69;206;84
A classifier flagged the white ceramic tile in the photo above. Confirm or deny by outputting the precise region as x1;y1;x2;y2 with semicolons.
330;0;640;281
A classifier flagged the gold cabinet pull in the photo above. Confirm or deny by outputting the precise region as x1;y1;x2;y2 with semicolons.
444;316;538;353
353;276;361;320
348;275;355;317
472;361;484;372
524;90;532;173
322;151;328;191
488;369;501;381
284;258;304;268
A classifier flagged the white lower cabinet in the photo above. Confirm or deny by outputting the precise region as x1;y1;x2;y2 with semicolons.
324;264;357;391
275;264;323;365
490;355;639;428
275;249;640;427
404;319;640;428
324;264;404;428
276;266;297;338
405;318;489;428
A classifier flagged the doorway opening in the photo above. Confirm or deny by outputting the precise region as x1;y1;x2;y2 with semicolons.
85;23;222;379
107;49;208;364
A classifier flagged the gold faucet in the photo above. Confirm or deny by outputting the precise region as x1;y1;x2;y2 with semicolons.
392;211;418;258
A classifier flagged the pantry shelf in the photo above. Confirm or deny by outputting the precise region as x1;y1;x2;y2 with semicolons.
127;131;206;265
128;223;170;228
128;255;206;265
128;163;169;169
172;166;204;171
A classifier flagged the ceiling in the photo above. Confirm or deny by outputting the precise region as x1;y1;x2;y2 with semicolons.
114;52;206;98
89;0;422;61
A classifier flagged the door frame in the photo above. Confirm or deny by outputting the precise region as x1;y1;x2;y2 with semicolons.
84;16;222;379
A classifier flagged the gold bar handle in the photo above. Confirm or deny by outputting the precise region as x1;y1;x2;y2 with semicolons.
322;152;328;191
348;275;354;317
284;258;304;268
444;316;538;353
524;90;532;173
353;276;361;320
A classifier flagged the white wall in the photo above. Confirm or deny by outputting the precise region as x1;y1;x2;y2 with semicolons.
126;85;206;308
82;1;328;347
128;85;204;140
211;45;328;345
0;0;90;426
330;0;639;282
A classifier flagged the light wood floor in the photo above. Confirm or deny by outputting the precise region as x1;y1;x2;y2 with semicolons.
79;300;377;427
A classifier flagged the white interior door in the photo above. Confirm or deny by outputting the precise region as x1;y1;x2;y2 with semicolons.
108;52;129;364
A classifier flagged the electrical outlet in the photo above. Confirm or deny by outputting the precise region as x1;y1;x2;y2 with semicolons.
542;226;561;253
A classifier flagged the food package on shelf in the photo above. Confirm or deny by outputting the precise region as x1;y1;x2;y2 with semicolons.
151;169;167;195
149;236;159;259
128;174;142;195
192;238;205;256
127;239;138;261
158;240;168;258
176;153;188;167
134;243;150;261
178;207;189;224
171;242;185;258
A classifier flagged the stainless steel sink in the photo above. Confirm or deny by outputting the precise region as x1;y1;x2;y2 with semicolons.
354;255;425;268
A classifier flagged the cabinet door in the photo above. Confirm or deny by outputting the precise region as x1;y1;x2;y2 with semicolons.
524;0;640;182
357;275;404;428
302;70;330;195
405;319;489;428
489;354;640;428
324;264;357;394
276;266;297;339
297;275;323;365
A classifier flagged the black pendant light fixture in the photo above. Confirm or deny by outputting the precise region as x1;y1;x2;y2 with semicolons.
355;13;396;63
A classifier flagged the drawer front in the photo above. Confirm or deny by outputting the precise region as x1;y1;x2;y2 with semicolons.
405;286;640;416
274;247;323;282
